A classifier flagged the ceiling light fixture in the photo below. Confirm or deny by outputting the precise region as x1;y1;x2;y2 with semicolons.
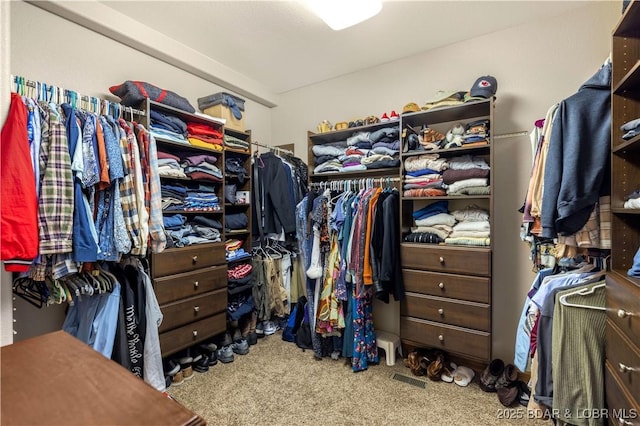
305;0;383;31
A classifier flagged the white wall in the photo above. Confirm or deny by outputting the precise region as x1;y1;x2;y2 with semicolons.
273;1;621;364
7;1;275;340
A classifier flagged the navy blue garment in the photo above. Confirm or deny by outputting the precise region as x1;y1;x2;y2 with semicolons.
541;63;611;237
61;103;98;262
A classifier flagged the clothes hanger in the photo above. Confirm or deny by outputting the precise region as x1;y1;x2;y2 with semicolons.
558;281;606;311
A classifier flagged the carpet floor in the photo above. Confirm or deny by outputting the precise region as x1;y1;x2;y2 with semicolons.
168;333;550;426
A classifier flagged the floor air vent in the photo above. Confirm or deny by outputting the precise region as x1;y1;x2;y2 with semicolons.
390;373;427;389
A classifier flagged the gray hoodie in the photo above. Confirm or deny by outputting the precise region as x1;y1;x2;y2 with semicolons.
541;63;611;238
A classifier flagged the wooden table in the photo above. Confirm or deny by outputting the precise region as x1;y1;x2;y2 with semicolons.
1;330;205;426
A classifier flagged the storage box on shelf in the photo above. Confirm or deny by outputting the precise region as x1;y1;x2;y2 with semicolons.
606;2;640;421
307;120;402;182
143;99;228;357
398;99;494;363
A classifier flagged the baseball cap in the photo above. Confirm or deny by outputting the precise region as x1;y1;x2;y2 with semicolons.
402;102;421;114
470;76;498;99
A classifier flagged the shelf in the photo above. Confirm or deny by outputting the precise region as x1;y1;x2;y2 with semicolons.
226;229;250;235
160;241;224;253
310;167;400;180
308;121;400;145
402;144;490;158
613;60;640;98
612;207;640;214
227;255;252;265
402;195;491;200
613;0;640;37
225;146;251;155
224;203;250;207
400;242;491;253
162;209;222;214
147;99;224;128
154;136;224;154
224;127;252;139
613;134;640;153
401;99;492;129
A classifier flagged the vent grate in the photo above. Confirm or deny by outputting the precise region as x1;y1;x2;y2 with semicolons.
390;372;427;389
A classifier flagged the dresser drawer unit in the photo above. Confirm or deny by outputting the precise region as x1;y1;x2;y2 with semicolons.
159;312;226;356
400;316;490;361
152;243;225;277
401;293;490;332
154;265;227;305
402;269;490;303
159;289;227;333
607;273;640;346
400;244;491;276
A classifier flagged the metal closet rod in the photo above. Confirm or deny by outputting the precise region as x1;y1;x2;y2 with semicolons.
252;140;294;156
11;75;146;117
309;176;400;189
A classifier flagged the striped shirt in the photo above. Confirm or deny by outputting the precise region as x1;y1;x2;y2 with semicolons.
117;118;141;249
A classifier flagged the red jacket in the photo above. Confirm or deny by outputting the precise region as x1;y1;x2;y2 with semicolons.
1;93;39;271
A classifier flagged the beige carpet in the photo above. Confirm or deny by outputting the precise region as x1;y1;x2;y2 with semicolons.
168;333;551;426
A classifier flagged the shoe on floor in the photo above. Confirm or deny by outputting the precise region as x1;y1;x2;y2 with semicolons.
220;332;233;347
165;359;180;377
255;322;265;338
453;366;475;387
246;331;258;346
231;338;250;355
496;363;518;389
198;343;219;366
192;353;209;373
479;358;505;392
171;370;184;386
178;356;194;380
263;321;277;336
217;345;235;363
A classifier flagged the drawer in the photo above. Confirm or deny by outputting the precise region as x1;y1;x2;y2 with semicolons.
400;244;491;276
154;265;227;305
403;269;490;303
401;293;490;332
606;273;640;346
400;316;491;361
152;243;225;276
605;361;640;425
606;319;640;405
159;312;226;357
159;289;227;333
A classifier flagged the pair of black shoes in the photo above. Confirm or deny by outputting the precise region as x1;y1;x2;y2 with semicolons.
195;343;219;372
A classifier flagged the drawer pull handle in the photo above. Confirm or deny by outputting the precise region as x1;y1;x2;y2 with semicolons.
439;256;445;264
618;418;633;425
617;309;635;318
192;330;198;338
438;308;444;315
438;282;445;289
618;363;637;374
194;306;200;313
438;334;444;341
192;255;198;263
194;281;199;289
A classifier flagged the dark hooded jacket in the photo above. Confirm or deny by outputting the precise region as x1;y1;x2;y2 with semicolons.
541;63;611;238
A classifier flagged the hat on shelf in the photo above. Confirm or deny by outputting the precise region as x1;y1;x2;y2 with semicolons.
335;121;349;130
422;90;465;111
469;75;498;99
402;102;421;114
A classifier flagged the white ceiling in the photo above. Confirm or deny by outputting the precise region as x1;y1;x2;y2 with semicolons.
101;1;589;95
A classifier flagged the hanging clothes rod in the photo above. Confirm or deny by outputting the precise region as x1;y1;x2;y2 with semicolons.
493;130;529;139
309;176;400;189
11;75;146;117
252;140;294;156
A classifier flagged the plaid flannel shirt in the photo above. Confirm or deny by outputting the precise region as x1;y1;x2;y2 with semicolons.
117;119;141;249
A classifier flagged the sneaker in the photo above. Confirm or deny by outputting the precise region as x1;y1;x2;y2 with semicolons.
199;343;219;366
216;345;235;363
171;370;184;386
231;338;250;355
255;322;265;338
263;321;277;336
480;358;505;392
380;113;390;122
246;331;258;346
178;356;194;380
232;328;243;343
390;110;399;120
193;354;210;373
165;360;180;377
220;332;233;347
